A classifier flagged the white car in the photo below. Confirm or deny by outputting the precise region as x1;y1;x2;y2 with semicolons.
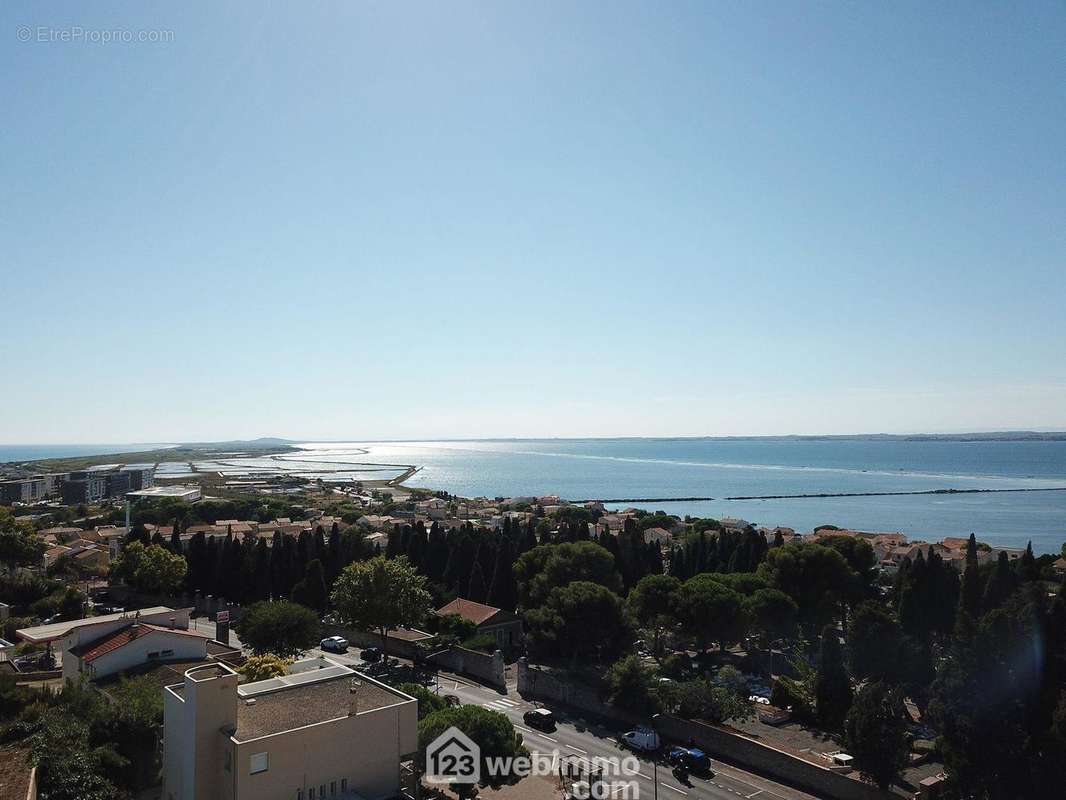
319;635;349;653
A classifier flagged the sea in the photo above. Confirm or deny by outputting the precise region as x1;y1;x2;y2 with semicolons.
293;439;1066;555
4;438;1065;554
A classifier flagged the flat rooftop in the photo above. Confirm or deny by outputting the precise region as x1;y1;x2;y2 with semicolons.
16;606;178;643
233;664;409;741
126;486;199;499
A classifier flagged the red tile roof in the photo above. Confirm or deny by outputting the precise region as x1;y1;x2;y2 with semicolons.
435;597;501;626
0;747;34;800
70;623;209;663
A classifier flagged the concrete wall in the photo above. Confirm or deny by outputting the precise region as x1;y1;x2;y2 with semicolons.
427;646;506;689
232;699;417;800
516;660;893;800
328;626;435;661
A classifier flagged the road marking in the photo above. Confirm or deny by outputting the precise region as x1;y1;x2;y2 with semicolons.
634;771;650;779
662;784;688;795
566;745;588;754
746;791;763;799
515;725;534;733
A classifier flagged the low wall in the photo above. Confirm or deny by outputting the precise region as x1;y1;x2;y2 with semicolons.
427;646;505;690
327;626;435;662
13;668;62;682
516;660;892;800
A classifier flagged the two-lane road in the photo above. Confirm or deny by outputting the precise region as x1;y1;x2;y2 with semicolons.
438;675;819;800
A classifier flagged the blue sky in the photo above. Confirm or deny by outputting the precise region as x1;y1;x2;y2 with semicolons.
2;2;1064;443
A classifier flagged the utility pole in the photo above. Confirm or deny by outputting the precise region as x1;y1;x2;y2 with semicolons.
651;713;660;800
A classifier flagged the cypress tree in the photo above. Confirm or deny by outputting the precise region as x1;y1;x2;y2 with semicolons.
983;550;1017;612
487;535;517;611
815;624;853;730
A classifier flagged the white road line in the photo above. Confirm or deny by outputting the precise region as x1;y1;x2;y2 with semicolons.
566;745;588;754
662;784;688;795
515;725;534;733
746;791;763;799
634;771;650;779
531;732;558;742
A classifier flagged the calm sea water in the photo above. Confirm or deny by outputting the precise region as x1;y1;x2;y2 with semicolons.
0;443;169;462
296;439;1066;554
5;439;1064;554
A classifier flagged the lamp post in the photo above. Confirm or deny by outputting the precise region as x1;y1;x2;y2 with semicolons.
651;714;661;800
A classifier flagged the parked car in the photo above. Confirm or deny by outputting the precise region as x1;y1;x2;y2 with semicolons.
319;635;349;653
667;747;713;776
361;646;382;663
621;726;661;752
523;707;556;730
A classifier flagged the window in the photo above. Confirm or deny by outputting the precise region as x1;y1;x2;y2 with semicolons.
224;750;232;773
161;649;174;657
250;752;268;774
341;779;347;791
320;785;325;798
148;651;160;659
309;789;315;800
331;782;336;796
297;791;303;800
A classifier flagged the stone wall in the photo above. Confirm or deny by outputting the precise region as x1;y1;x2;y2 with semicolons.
426;646;506;690
516;660;893;800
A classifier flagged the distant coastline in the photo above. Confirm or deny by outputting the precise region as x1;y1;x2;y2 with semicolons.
5;431;1066;466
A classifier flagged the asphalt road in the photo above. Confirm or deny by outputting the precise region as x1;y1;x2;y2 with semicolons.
438;675;820;800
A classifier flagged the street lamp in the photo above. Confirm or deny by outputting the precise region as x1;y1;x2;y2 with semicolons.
650;714;661;800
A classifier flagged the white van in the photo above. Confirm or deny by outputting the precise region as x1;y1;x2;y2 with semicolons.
621;726;661;752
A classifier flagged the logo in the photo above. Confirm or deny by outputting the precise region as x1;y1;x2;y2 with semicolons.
426;726;480;785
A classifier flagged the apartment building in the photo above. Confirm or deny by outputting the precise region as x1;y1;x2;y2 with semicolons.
121;465;155;490
62;471;109;504
162;658;418;800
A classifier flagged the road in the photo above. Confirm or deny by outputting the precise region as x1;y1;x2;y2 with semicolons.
437;674;820;800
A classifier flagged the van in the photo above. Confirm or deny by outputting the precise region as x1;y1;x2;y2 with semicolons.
621;726;661;752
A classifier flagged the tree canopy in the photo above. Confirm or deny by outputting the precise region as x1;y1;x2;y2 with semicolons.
330;555;432;653
234;600;320;658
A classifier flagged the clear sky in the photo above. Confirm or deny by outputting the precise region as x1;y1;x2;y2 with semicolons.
2;2;1064;443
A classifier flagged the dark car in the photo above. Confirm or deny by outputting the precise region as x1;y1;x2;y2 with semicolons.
523;707;556;730
361;646;382;663
667;747;713;776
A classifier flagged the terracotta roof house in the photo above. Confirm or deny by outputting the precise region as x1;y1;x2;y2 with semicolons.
64;621;211;683
0;747;36;800
434;598;523;649
1052;557;1066;578
642;527;674;545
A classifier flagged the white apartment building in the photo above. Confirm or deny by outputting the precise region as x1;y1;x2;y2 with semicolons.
163;657;418;800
